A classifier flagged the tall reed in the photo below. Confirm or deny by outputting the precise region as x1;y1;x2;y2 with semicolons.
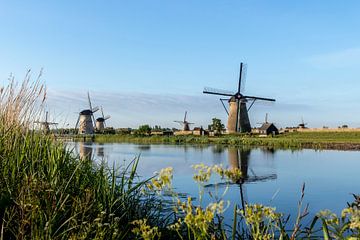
0;75;163;239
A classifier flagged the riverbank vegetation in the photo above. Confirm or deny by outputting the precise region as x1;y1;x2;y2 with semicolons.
94;131;360;150
1;77;359;239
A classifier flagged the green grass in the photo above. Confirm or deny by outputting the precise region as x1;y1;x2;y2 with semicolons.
94;131;360;150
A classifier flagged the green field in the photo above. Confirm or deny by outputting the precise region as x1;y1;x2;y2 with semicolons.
93;131;360;150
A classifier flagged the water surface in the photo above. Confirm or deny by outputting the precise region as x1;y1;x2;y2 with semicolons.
71;142;360;223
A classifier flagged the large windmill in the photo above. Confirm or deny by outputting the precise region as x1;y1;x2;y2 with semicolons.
96;107;111;132
34;111;57;134
75;92;99;134
174;111;194;131
203;63;275;133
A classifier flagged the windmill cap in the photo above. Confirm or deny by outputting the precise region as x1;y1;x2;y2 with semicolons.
80;109;93;115
96;117;105;122
228;95;247;102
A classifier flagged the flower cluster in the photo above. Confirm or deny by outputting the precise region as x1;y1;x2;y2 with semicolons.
342;206;360;230
177;197;220;239
192;163;212;183
239;204;281;240
147;167;173;192
192;163;243;184
212;164;242;182
131;219;161;240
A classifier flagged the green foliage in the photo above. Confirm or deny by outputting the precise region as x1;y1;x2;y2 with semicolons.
210;118;225;135
135;124;152;136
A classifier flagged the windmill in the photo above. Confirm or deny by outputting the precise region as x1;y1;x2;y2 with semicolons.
298;117;308;129
95;107;111;132
174;111;194;131
203;63;275;133
34;111;58;134
75;92;99;134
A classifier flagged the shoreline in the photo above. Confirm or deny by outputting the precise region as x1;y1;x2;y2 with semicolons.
90;131;360;151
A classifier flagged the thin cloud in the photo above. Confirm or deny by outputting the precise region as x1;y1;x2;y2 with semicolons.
307;47;360;68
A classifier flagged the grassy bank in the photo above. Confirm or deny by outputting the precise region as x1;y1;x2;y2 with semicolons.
94;131;360;150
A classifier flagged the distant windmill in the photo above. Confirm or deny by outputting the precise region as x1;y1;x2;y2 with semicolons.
298;117;308;129
75;92;99;134
96;107;111;132
34;111;57;134
174;111;194;131
203;63;275;133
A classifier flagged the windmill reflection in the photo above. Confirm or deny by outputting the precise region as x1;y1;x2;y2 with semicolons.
228;147;277;212
96;143;105;158
78;141;93;160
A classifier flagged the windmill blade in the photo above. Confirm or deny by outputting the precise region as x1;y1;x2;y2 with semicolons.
184;111;187;122
174;121;184;125
101;106;105;118
45;111;48;122
75;116;80;130
92;106;100;113
240;63;247;93
91;114;96;128
203;87;234;97
238;62;245;93
187;122;195;125
87;92;93;110
104;115;111;120
244;95;276;102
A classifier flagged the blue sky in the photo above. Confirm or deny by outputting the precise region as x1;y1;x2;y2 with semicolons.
1;1;360;128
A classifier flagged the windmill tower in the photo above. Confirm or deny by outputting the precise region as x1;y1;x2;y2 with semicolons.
174;111;194;131
75;92;99;134
96;107;111;132
203;63;275;133
34;111;58;134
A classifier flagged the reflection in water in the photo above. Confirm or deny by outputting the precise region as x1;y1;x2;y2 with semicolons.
228;147;277;183
96;143;105;157
212;145;225;154
137;145;151;151
228;147;277;212
78;142;93;160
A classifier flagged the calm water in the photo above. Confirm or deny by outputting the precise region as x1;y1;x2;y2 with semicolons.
70;142;360;223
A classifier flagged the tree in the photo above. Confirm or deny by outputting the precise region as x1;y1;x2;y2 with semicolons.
210;118;224;135
136;124;152;136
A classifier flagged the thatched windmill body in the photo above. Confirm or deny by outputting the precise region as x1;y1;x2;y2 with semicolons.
174;111;194;131
203;63;275;133
34;111;57;134
75;92;99;134
96;107;110;132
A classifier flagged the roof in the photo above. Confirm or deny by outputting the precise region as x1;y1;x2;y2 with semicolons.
259;123;275;131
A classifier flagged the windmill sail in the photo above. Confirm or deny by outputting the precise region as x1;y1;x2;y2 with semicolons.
203;87;234;96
